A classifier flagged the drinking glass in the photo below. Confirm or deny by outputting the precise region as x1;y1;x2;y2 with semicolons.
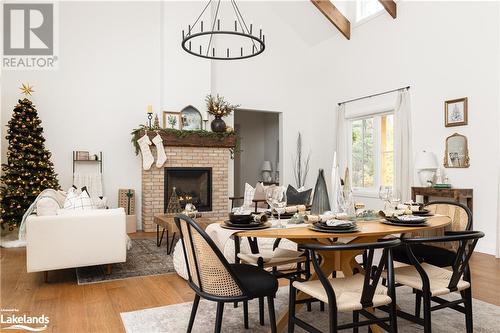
378;186;392;210
389;189;401;209
266;190;287;228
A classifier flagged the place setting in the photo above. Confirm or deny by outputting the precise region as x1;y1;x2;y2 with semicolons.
378;188;433;227
309;219;359;233
221;209;271;230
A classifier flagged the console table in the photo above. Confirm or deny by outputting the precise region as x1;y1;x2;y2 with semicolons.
411;187;473;211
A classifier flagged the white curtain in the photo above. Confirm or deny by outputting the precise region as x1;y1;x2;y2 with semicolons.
394;89;413;202
336;104;348;173
331;104;348;211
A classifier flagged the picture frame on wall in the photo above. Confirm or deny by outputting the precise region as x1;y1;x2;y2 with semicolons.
445;97;468;127
180;105;203;131
163;111;181;130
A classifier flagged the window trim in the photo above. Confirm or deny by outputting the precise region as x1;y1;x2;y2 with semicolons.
355;0;385;26
348;110;394;197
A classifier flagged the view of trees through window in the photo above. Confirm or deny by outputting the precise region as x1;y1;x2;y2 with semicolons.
352;118;374;188
351;114;394;190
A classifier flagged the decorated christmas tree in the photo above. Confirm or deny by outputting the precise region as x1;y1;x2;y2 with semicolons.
166;187;182;213
0;84;60;229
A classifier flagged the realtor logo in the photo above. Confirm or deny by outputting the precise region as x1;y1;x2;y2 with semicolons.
2;3;58;69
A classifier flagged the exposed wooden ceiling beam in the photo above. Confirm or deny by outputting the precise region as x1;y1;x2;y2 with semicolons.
310;0;350;40
378;0;397;19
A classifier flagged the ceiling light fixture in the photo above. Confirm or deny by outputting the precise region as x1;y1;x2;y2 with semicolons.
181;0;265;60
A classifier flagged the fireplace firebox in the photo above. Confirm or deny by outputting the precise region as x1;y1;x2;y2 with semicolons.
164;167;212;212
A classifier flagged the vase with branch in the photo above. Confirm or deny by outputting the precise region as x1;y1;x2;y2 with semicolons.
206;94;239;133
292;133;311;188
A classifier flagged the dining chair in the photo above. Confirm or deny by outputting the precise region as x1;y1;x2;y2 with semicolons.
288;238;401;333
393;201;472;268
391;230;484;333
234;235;312;326
174;214;279;333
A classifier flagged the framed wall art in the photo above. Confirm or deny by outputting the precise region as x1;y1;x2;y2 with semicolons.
445;97;468;127
163;111;181;130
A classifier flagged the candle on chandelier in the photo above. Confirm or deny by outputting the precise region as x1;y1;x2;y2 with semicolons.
147;105;153;114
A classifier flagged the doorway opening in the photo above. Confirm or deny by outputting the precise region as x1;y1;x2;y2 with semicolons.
234;109;281;196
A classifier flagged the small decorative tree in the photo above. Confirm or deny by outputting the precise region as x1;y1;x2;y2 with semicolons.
153;114;160;129
1;84;60;229
166;187;182;213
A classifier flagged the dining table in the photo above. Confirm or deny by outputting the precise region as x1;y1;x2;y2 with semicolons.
233;215;452;333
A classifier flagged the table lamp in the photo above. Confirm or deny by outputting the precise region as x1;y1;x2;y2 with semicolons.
415;150;438;186
261;161;272;182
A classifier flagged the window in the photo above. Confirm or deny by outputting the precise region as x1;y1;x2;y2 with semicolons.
356;0;383;22
349;113;394;194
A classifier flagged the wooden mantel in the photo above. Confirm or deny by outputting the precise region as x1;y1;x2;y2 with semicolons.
141;130;237;148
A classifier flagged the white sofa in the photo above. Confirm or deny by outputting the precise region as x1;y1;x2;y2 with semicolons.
26;208;127;273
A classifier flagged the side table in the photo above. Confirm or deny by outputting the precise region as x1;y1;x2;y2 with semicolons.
411;187;473;212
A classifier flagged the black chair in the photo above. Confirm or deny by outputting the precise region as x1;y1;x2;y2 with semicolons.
393;201;472;267
391;230;484;333
288;238;401;333
174;214;279;333
234;235;312;326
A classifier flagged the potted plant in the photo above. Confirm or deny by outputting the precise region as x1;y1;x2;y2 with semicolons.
206;94;239;133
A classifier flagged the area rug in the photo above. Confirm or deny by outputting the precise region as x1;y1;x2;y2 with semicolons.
76;238;176;285
120;286;500;332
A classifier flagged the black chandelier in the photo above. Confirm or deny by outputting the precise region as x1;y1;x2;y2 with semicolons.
181;0;265;60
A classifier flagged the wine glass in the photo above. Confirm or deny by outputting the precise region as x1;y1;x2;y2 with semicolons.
378;186;391;210
266;190;287;228
389;189;401;209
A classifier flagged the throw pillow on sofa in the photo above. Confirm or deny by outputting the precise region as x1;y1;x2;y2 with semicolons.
63;187;95;210
286;185;312;205
36;197;61;216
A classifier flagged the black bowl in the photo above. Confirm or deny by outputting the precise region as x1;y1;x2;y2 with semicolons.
229;213;253;224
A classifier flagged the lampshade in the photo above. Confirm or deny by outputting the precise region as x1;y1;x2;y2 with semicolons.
261;161;272;172
415;150;438;170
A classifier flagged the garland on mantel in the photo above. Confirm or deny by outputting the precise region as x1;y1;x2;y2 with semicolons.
130;125;240;159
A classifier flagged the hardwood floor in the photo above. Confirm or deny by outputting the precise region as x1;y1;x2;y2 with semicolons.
1;232;499;333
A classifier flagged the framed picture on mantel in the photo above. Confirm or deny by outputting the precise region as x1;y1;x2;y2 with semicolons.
445;97;468;127
163;111;181;130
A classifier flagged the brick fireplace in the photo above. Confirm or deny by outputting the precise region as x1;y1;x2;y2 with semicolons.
141;131;235;232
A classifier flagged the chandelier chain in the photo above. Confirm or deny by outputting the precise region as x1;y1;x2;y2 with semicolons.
206;0;222;56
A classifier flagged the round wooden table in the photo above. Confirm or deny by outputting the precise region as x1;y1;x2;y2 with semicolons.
234;215;451;333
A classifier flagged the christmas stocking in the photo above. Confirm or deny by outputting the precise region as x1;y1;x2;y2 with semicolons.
138;134;154;170
153;133;167;168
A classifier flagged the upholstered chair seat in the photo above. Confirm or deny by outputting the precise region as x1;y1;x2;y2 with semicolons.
388;263;470;296
292;274;392;312
230;264;278;298
393;243;457;267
